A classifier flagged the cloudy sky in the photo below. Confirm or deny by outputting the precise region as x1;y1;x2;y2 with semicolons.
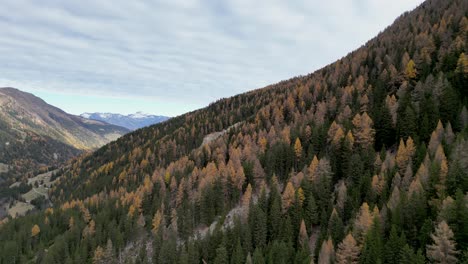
0;0;425;117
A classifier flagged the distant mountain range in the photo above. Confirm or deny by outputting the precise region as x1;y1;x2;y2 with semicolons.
80;112;170;130
0;87;129;179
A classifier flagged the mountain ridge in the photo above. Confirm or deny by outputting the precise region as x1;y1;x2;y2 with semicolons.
0;87;129;150
80;111;169;130
0;87;129;182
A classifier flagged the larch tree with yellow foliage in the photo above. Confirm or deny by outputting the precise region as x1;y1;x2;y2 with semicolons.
282;182;296;212
31;224;40;237
352;113;375;149
152;209;163;234
405;59;417;79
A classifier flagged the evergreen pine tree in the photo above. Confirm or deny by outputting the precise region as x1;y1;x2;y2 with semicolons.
214;246;228;264
268;194;282;240
305;194;319;226
375;104;396;150
252;248;265;264
383;226;404;264
400;244;425;264
231;239;244;264
452;189;468;249
249;205;267;249
359;218;382;264
439;78;459;126
328;209;345;246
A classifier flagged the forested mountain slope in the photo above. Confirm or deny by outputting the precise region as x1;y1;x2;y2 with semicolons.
1;0;467;263
0;88;129;182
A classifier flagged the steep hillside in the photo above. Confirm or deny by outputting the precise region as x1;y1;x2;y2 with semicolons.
0;0;467;263
0;88;129;150
0;88;129;182
80;112;170;130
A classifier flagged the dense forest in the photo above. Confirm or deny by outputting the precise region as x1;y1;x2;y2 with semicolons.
0;0;467;263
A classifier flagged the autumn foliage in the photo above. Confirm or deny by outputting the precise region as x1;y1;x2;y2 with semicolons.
1;0;468;263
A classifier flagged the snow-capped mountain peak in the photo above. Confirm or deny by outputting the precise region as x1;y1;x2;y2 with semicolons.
80;112;170;130
81;113;92;118
129;111;151;119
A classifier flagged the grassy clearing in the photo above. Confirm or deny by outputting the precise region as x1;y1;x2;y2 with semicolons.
8;201;34;218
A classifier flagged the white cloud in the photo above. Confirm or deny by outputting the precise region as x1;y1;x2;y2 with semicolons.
0;0;425;115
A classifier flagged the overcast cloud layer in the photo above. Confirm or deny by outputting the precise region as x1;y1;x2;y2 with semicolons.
0;0;424;116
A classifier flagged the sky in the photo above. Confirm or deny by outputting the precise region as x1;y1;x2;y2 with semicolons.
0;0;425;117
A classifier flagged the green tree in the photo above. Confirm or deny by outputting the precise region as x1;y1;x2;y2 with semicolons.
187;241;200;264
360;218;382;264
249;205;267;249
179;246;189;264
231;239;244;264
439;78;459;125
267;241;292;264
397;97;417;140
375;104;396;150
158;234;178;264
304;193;319;226
214;246;228;264
383;226;404;264
400;244;425;264
268;191;282;240
328;210;345;246
252;247;265;264
452;189;468;249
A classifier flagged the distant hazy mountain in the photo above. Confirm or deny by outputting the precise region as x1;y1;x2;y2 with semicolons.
80;112;170;130
0;87;129;178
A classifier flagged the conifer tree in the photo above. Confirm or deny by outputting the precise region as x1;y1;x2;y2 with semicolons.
383;226;404;264
214;246;228;264
282;182;296;211
294;138;303;159
305;193;319;226
375;104;396;149
336;233;360;264
308;156;320;182
92;246;105;264
31;224;40;238
400;244;425;264
104;239;115;263
252;248;265;264
359;218;383;264
152;210;163;234
405;59;417;79
318;238;335;264
328;209;344;246
268;192;282;240
231;239;244;264
427;221;458;264
249;205;267;249
352;113;375;149
452;189;468;249
298;219;309;248
354;203;373;243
